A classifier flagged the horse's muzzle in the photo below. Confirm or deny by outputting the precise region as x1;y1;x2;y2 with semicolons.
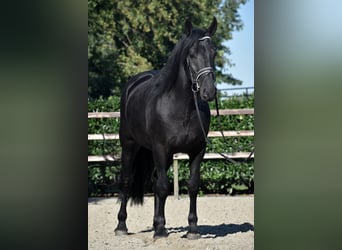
200;78;216;101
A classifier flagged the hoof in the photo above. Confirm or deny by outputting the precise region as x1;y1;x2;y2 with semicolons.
153;229;168;240
186;232;201;240
115;229;128;236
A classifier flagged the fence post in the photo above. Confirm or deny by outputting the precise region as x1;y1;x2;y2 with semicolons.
173;158;179;199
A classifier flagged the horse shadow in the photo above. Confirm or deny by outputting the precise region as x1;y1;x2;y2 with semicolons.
140;223;254;238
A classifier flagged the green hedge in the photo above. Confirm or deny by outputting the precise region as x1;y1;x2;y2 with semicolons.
88;93;254;196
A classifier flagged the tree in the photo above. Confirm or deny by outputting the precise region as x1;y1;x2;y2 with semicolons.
88;0;247;99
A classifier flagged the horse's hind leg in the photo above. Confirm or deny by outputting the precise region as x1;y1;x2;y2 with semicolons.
186;148;205;240
115;139;139;235
152;146;171;239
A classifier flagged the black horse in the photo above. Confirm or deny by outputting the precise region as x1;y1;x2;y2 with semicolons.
115;17;217;240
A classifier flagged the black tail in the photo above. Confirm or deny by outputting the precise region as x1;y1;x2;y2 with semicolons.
126;147;154;205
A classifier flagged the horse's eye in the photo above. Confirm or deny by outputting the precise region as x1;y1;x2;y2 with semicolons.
189;46;197;57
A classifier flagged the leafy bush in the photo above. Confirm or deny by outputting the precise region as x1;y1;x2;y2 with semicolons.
88;93;254;196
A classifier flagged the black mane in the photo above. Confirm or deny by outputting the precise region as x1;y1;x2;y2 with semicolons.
160;29;206;83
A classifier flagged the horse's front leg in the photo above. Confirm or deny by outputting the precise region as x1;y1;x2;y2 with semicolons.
152;146;171;239
186;148;205;239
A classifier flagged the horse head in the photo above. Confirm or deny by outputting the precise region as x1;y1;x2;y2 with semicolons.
185;17;217;102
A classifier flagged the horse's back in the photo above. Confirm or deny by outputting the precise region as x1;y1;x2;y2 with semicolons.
120;70;159;146
122;70;158;103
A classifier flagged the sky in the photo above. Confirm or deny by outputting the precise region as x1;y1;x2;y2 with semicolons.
218;0;254;93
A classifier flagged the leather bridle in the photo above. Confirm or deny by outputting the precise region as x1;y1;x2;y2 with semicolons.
186;36;215;93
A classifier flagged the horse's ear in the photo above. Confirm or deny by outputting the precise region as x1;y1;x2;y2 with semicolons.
184;18;192;36
205;17;217;37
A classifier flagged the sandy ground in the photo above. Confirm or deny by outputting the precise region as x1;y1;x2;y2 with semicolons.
88;195;254;250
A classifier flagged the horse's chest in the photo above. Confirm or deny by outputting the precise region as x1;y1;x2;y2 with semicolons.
168;116;206;149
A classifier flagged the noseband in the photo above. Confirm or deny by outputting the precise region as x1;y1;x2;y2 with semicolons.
187;36;215;93
189;65;215;92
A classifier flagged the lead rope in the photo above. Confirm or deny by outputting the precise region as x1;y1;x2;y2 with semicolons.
214;94;255;163
193;91;254;164
193;92;238;164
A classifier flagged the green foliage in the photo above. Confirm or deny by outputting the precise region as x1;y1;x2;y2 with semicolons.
209;95;254;154
88;0;248;98
88;96;121;156
88;93;254;196
167;160;253;195
88;165;121;195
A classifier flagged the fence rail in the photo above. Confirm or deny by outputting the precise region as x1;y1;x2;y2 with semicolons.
88;152;253;162
218;86;254;98
87;108;254;119
88;130;254;141
88;108;254;198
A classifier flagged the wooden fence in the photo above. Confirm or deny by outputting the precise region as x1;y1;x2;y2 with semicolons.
88;108;254;198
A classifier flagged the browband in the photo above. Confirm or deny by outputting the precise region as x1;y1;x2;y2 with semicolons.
198;36;211;41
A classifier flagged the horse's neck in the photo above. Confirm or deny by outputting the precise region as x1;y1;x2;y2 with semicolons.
159;53;196;110
162;60;189;91
165;66;196;112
